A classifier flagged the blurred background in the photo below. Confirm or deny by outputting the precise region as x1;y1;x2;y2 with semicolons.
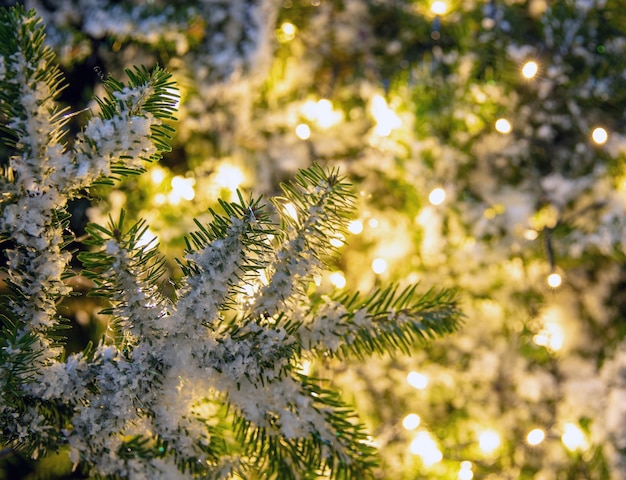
1;0;626;478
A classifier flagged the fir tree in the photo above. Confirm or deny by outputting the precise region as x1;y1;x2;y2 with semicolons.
0;6;461;478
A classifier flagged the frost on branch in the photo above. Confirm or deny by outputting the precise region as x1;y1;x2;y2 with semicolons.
0;7;461;479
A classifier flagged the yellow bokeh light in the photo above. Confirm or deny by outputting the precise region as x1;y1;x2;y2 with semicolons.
150;166;166;185
407;371;428;390
431;0;448;15
347;219;363;234
533;321;564;352
402;413;421;430
495;118;512;134
372;258;388;274
429;187;446;205
277;21;297;42
592;127;608;145
410;431;443;466
371;95;402;137
329;271;346;289
522;61;539;79
214;164;245;192
547;272;562;288
478;429;501;454
368;218;379;228
301;98;342;129
168;176;195;204
561;423;588;451
527;428;545;446
458;461;474;480
295;123;311;140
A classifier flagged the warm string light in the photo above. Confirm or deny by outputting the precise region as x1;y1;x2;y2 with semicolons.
547;272;562;288
371;257;388;275
526;428;545;446
402;413;421;430
407;371;429;390
478;429;501;455
347;219;363;234
276;21;296;42
295;123;311;140
561;423;588;451
429;187;446;205
168;175;195;204
592;126;608;145
495;118;512;134
370;95;402;137
410;431;443;466
430;1;448;15
458;461;474;480
521;60;539;79
301;98;342;129
329;271;346;289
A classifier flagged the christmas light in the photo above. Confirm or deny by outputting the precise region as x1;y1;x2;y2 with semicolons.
522;61;539;79
372;258;388;274
347;219;363;234
430;1;448;15
533;320;564;352
301;99;342;129
592;127;608;145
526;428;545;446
410;431;443;466
495;118;512;134
168;176;195;204
368;218;379;228
458;461;474;480
214;163;245;192
277;21;296;42
429;187;446;205
329;271;346;289
547;272;562;288
478;430;501;455
295;123;311;140
402;413;421;430
561;423;588;451
150;166;166;185
371;95;401;137
407;371;428;390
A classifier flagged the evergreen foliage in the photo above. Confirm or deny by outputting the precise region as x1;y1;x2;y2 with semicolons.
0;7;461;478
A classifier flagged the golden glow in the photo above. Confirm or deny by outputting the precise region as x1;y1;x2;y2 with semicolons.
592;127;608;145
347;219;363;234
522;61;539;79
297;359;312;375
329;271;346;289
547;272;562;288
150;166;166;185
533;321;564;352
371;95;402;136
478;430;501;454
372;258;388;274
527;428;545;446
431;1;448;15
168;176;195;204
295;123;311;140
301;98;342;129
561;423;588;451
523;229;539;241
495;118;512;134
214;164;245;192
402;413;421;430
429;187;446;205
458;461;474;480
368;218;379;228
277;21;297;42
407;371;428;390
410;431;443;466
